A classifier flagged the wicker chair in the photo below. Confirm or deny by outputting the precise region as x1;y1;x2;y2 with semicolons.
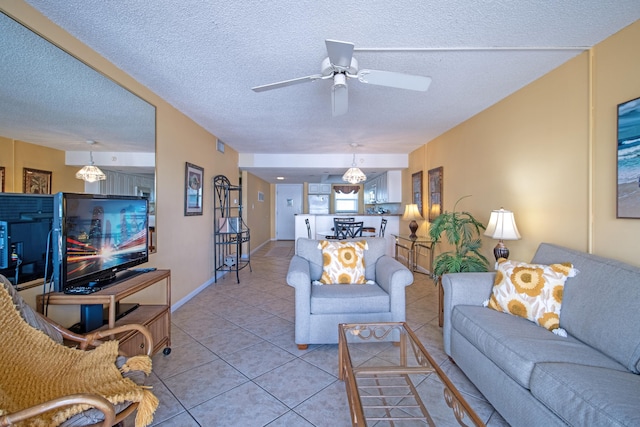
0;274;156;427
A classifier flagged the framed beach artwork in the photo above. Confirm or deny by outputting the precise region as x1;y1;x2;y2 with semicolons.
617;96;640;218
184;162;204;216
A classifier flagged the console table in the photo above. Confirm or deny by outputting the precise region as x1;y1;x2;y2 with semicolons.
36;269;171;356
392;234;435;273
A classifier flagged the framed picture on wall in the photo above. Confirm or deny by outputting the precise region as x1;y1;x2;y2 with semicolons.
617;96;640;218
23;168;52;194
428;167;443;221
184;162;204;216
412;171;423;216
0;166;4;192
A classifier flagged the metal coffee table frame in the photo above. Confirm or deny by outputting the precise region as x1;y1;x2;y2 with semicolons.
338;322;484;426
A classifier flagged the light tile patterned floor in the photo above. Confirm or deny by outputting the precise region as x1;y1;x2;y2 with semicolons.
141;240;509;426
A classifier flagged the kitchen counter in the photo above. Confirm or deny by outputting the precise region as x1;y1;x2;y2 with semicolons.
296;213;402;216
294;214;399;256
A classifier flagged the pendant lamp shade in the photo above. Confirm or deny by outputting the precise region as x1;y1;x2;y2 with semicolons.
342;153;366;184
76;150;106;182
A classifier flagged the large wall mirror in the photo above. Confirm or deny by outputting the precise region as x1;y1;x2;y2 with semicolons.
0;11;157;253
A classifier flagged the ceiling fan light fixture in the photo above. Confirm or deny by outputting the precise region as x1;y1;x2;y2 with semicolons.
342;153;366;184
332;74;348;116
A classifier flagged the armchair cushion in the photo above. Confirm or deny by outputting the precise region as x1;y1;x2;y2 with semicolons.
318;239;367;284
311;283;389;314
296;237;386;281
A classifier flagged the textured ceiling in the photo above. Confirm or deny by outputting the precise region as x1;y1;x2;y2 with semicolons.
6;1;640;183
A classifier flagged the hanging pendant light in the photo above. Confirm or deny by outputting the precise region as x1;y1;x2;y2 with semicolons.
75;140;106;182
342;153;367;184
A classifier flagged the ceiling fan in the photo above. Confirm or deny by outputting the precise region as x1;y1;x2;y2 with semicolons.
251;39;432;116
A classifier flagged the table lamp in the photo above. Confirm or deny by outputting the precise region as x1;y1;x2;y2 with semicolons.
402;204;423;239
484;208;521;260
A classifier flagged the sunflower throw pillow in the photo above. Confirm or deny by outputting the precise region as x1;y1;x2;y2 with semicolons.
487;258;577;331
318;240;367;284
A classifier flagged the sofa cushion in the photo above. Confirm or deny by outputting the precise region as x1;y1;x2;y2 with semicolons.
487;258;575;331
530;362;640;426
311;283;389;314
318;239;367;284
296;237;387;281
531;243;640;373
452;305;627;389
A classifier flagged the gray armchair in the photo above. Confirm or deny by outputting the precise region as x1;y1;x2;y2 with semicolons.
287;237;414;349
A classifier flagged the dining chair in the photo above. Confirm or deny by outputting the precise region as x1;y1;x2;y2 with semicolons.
305;218;312;239
379;218;388;237
335;220;364;239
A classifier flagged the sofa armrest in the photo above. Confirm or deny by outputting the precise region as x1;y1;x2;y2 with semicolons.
375;256;414;321
442;272;495;356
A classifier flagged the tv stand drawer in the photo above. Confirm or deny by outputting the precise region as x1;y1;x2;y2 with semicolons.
114;305;170;356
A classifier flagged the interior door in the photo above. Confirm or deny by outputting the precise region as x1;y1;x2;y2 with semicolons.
275;184;303;240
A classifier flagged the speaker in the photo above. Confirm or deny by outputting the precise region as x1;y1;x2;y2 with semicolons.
81;304;103;332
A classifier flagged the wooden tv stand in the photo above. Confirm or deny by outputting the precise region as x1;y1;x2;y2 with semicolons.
36;269;171;356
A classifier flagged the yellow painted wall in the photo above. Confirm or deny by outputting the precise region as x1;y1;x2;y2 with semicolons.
243;171;272;248
592;21;640;265
413;20;640;268
1;2;265;321
1;137;83;193
0;136;15;191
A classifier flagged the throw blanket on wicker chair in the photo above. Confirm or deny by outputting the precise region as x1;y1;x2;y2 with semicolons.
0;284;158;427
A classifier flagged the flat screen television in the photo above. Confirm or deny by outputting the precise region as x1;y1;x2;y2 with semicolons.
53;192;149;292
0;193;54;286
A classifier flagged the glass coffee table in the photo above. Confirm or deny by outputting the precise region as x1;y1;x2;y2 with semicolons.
338;322;484;426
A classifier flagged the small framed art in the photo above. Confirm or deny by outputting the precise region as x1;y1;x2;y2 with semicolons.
23;168;52;194
412;171;423;216
428;167;443;221
185;162;204;216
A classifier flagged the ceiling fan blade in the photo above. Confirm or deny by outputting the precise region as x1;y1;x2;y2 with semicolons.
332;77;348;116
252;74;323;92
357;69;432;92
325;39;354;69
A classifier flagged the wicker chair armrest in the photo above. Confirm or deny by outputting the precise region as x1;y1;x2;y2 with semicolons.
44;315;154;356
0;394;115;427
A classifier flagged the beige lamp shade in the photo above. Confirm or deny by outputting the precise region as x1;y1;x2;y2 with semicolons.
484;208;521;260
484;208;521;240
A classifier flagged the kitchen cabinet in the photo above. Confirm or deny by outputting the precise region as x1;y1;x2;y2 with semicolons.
308;183;331;194
364;171;402;203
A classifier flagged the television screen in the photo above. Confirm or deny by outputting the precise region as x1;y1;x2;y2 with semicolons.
53;193;149;291
0;193;54;285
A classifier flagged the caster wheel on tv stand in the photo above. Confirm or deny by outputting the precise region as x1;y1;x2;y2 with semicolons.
162;347;171;356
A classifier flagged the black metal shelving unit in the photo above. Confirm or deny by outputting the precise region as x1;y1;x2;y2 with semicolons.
213;175;251;283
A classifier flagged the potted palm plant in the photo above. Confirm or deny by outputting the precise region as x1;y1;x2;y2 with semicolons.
429;196;489;327
428;195;490;282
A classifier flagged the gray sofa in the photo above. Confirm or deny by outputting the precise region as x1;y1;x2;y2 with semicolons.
442;243;640;426
287;237;413;349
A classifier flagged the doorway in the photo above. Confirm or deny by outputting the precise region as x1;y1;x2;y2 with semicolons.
275;184;303;240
